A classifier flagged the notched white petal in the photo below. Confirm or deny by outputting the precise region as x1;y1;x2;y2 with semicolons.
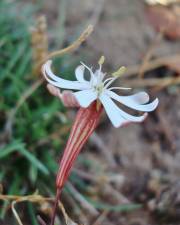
42;60;90;90
130;92;150;104
100;93;148;127
75;65;88;83
99;94;129;127
107;90;159;112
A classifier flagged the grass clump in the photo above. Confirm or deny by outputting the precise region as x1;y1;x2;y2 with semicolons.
0;1;69;223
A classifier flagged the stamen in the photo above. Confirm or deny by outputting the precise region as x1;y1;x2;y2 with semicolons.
97;56;106;81
80;61;92;72
109;87;131;91
104;77;117;89
104;66;126;89
80;61;95;80
103;77;114;85
98;55;105;65
112;66;126;77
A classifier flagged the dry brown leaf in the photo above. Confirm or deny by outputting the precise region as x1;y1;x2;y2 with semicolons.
146;5;180;39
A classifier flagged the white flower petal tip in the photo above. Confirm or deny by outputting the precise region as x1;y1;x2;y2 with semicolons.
133;92;150;104
113;113;148;128
42;59;159;127
42;60;91;90
75;65;86;82
149;98;159;111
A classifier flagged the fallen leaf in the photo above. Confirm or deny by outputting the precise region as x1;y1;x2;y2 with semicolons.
146;5;180;39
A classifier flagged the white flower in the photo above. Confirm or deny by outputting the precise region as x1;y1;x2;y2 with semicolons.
42;60;159;128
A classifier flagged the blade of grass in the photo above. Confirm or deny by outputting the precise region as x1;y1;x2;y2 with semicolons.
27;202;39;225
0;141;49;175
56;0;67;48
85;197;142;212
1;43;28;81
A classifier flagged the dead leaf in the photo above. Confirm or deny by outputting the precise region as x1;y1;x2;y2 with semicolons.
146;5;180;39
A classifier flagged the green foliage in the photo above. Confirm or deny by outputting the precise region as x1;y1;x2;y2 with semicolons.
0;1;69;222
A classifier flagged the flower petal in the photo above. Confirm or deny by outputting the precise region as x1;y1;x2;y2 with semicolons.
106;90;158;112
42;61;90;90
62;91;80;107
75;65;89;83
80;61;95;81
128;92;150;104
73;89;98;108
99;93;147;127
99;94;129;127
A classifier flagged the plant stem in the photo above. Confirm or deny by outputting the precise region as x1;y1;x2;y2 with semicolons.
50;188;62;225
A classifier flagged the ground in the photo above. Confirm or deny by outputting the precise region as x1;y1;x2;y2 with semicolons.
63;1;180;224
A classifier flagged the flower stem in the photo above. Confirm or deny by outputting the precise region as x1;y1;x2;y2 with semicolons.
50;188;62;225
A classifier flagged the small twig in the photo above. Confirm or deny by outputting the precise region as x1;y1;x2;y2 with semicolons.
138;31;163;78
88;0;105;26
0;193;80;225
40;25;93;65
121;76;180;88
58;201;79;225
0;194;58;225
124;54;180;77
56;0;67;49
102;183;130;204
12;201;24;225
0;193;52;202
90;132;117;168
73;168;98;182
37;216;47;225
63;191;88;224
92;210;109;225
67;182;99;217
2;194;52;225
156;106;176;152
